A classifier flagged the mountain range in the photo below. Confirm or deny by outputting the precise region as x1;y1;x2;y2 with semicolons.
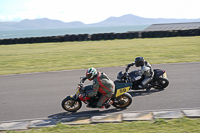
1;14;200;30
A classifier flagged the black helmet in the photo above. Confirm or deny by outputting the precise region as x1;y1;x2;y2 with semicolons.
135;57;144;67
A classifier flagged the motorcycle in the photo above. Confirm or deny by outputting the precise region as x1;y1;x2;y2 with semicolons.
115;67;169;91
61;77;133;112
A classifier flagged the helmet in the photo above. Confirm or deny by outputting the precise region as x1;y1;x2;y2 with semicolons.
86;67;97;81
135;57;144;67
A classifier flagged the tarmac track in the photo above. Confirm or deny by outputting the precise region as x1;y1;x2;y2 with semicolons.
0;62;200;122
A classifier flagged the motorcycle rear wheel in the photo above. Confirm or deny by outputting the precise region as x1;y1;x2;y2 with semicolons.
153;77;169;90
61;97;82;112
112;93;132;108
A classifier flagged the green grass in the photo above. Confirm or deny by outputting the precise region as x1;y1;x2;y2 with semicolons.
0;36;200;75
5;118;200;133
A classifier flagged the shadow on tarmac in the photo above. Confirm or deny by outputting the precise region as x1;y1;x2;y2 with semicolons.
48;108;127;119
128;88;165;97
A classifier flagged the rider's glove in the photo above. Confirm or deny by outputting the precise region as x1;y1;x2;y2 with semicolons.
124;72;128;77
81;77;87;83
78;85;82;91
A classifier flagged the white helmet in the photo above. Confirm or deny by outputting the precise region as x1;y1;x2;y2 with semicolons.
86;67;97;81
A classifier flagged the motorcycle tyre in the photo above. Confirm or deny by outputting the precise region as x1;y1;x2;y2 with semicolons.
112;92;132;108
153;77;169;90
61;97;82;112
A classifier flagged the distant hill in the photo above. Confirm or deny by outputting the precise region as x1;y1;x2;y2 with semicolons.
12;18;85;29
0;18;85;30
1;14;200;30
90;14;200;27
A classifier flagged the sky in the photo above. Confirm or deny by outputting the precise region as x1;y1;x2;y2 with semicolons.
0;0;200;24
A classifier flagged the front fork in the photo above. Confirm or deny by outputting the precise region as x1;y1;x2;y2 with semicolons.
67;94;77;107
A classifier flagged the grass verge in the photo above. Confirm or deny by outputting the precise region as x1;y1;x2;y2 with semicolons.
0;36;200;75
4;118;200;133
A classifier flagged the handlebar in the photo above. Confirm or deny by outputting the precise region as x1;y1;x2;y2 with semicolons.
79;77;83;84
78;77;85;92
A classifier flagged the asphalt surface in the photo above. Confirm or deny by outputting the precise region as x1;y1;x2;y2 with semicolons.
0;62;200;122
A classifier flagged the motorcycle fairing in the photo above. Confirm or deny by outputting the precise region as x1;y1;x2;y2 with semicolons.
129;70;145;87
128;70;145;80
84;85;93;92
79;94;91;102
153;69;165;78
78;85;93;102
114;83;132;97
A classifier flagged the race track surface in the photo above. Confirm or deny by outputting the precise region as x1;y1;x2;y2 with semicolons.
0;62;200;122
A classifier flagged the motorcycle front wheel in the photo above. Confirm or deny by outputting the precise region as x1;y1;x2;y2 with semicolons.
61;97;82;112
112;93;132;108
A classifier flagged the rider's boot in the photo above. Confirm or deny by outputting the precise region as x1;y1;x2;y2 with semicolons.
145;84;151;92
104;100;113;109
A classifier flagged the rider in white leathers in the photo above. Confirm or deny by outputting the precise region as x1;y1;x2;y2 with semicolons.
125;57;154;89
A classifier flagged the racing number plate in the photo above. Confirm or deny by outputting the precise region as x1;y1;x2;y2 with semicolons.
116;86;130;97
163;72;167;78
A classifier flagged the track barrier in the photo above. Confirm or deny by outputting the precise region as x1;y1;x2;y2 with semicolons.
0;29;200;45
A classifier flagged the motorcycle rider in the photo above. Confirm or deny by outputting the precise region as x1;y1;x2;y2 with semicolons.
125;57;154;90
81;67;115;108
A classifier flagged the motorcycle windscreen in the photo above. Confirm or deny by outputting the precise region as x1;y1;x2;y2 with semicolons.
115;83;132;97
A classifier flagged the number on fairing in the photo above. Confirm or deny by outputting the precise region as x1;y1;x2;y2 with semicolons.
116;87;130;97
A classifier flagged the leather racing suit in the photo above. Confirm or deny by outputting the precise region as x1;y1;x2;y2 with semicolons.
86;72;115;108
126;61;154;88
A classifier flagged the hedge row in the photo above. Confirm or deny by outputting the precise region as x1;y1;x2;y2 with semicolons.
0;29;200;45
